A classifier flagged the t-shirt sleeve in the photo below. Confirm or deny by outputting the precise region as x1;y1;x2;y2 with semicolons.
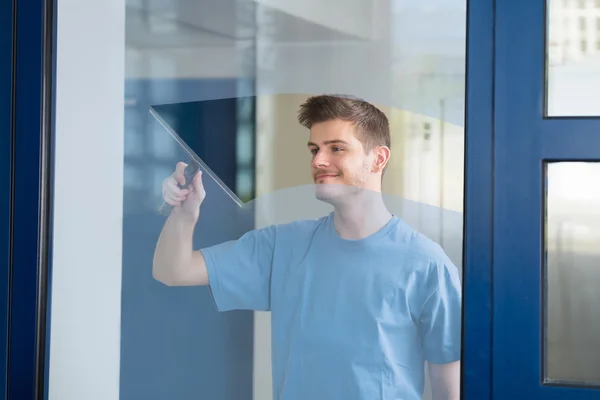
418;258;462;364
200;225;276;312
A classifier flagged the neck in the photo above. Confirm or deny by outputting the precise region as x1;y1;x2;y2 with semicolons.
332;191;392;240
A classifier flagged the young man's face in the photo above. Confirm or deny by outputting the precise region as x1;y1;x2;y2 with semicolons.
307;119;384;203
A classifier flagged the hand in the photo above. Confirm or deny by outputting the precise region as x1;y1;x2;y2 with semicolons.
162;161;206;219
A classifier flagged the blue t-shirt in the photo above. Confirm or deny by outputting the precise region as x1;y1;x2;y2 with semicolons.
201;212;461;400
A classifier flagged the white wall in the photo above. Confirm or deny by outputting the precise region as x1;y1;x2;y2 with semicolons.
49;1;125;399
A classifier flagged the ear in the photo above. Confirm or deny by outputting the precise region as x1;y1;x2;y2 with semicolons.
371;146;391;173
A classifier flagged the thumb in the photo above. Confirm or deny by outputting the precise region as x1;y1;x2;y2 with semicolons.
191;170;204;194
174;161;188;186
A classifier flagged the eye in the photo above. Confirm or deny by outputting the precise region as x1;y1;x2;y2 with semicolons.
332;147;343;152
310;148;319;155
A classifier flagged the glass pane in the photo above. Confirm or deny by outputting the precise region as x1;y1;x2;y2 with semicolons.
546;0;600;116
545;161;600;385
50;0;466;399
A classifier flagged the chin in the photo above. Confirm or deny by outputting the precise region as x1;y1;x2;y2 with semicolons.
314;182;352;203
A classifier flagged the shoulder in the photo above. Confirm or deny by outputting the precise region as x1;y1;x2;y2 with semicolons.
391;218;460;283
391;219;452;264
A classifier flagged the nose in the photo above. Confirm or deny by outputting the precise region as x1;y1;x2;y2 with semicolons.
312;151;330;168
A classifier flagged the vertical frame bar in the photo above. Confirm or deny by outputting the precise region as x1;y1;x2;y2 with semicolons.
8;0;54;398
0;1;15;398
492;0;543;397
462;0;494;398
461;0;494;400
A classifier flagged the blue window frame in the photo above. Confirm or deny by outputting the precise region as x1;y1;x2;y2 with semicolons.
0;0;14;397
494;0;600;398
2;0;54;398
462;0;494;398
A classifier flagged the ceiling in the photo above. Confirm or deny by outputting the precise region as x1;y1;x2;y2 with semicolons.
125;0;365;50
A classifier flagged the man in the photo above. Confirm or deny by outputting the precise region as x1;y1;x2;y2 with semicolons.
153;94;462;400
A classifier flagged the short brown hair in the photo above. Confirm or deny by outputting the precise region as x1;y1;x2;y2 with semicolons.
297;94;391;152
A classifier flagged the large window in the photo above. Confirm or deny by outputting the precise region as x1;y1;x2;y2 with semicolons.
48;1;467;399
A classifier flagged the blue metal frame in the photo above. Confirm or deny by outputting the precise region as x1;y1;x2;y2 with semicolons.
6;0;53;398
494;0;600;398
0;1;14;398
462;0;494;398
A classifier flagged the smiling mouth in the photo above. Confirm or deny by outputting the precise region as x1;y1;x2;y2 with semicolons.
315;175;338;182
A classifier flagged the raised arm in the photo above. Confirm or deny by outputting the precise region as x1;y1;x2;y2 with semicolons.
153;161;208;286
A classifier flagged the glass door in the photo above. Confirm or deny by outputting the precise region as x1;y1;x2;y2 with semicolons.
493;0;600;398
9;0;476;399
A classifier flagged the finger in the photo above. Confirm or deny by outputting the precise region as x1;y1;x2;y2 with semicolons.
163;181;187;200
174;162;188;186
175;161;187;175
164;195;180;206
164;191;182;205
175;174;186;187
177;189;190;198
163;176;184;197
191;170;203;191
188;173;200;197
194;171;206;200
175;192;189;202
164;181;182;199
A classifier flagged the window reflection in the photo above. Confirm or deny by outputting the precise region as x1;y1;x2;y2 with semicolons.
545;162;600;385
546;0;600;115
119;0;466;400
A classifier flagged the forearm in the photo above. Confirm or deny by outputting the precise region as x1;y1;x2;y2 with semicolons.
429;361;460;400
153;212;200;285
431;384;459;400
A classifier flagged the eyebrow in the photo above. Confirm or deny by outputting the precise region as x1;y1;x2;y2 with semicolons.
307;139;349;147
